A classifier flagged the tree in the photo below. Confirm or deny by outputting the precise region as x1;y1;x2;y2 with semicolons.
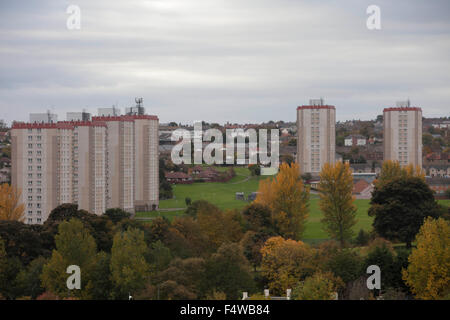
402;217;450;300
15;256;47;299
43;204;114;253
240;230;272;271
0;221;47;265
41;218;98;299
167;216;211;258
369;176;440;247
355;229;370;246
326;249;364;285
185;200;218;219
148;240;172;274
0;184;25;222
241;203;275;233
205;243;255;299
318;162;357;246
0;236;11;297
292;271;343;300
248;164;260;176
364;244;397;294
0;240;23;299
104;208;131;223
197;204;244;250
79;251;111;300
376;160;425;187
255;162;309;240
159;159;173;200
110;227;150;299
157;257;207;299
260;236;316;294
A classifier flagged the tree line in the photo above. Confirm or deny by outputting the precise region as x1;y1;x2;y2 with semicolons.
0;160;449;300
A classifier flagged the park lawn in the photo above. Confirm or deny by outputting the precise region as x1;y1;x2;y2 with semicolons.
303;198;373;243
135;210;185;222
438;199;450;208
158;168;268;211
138;167;449;241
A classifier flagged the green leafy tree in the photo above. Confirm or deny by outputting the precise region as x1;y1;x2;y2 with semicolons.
364;244;396;294
43;204;114;253
185;200;218;219
319;162;358;246
0;221;47;265
104;208;131;223
241;203;275;233
148;240;172;274
110;227;150;299
41;218;98;299
326;249;364;285
369;177;440;247
87;251;112;300
205;243;255;299
15;256;47;299
157;257;207;299
354;229;370;246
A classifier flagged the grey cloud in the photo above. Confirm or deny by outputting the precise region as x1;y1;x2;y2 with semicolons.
0;0;449;124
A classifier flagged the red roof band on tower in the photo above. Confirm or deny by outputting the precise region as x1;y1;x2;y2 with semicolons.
11;121;108;129
383;107;422;112
297;105;336;110
92;115;158;122
11;114;159;130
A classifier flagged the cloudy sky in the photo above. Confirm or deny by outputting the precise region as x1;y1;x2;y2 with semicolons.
1;0;449;125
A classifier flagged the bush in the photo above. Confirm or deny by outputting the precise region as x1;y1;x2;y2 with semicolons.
292;271;343;300
354;229;370;246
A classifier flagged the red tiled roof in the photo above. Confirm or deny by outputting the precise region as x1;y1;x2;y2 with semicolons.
353;179;370;194
165;171;190;179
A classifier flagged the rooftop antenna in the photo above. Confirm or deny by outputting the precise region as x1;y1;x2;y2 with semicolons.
135;97;143;108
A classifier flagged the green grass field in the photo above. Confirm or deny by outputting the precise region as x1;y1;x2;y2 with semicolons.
157;166;265;210
137;166;450;241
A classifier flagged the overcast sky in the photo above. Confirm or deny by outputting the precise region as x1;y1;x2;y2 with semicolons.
1;0;449;125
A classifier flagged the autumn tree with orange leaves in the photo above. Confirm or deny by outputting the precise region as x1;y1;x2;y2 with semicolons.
260;236;316;294
0;184;25;222
318;162;357;247
254;162;309;240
